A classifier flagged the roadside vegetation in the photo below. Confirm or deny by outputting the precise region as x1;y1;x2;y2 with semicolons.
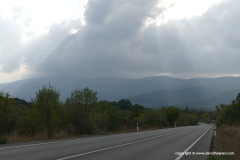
209;93;240;160
0;84;210;144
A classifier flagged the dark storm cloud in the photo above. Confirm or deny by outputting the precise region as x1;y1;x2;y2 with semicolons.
23;0;240;78
26;0;160;77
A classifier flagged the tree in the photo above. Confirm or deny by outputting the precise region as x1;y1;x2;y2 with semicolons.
177;112;199;126
16;107;42;137
235;93;240;103
138;109;166;128
215;93;240;125
66;87;98;134
0;91;16;143
117;99;132;110
185;106;189;112
68;87;98;106
162;106;180;126
33;84;60;138
89;101;123;132
232;93;240;115
216;102;240;125
200;113;211;123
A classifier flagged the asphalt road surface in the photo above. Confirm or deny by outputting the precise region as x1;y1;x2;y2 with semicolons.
0;123;214;160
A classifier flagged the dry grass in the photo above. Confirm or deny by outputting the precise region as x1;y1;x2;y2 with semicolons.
7;131;77;144
5;127;160;145
210;125;240;160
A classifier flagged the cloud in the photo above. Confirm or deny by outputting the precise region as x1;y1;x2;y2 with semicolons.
25;0;161;77
2;0;240;81
0;16;23;73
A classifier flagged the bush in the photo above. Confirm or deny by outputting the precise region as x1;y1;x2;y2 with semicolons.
16;107;43;137
0;136;7;144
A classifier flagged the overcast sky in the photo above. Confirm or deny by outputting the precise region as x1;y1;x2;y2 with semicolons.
0;0;239;83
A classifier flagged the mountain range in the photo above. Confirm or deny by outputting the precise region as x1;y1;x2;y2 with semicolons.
1;74;240;110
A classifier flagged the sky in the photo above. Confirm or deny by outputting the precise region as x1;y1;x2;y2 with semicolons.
0;0;240;83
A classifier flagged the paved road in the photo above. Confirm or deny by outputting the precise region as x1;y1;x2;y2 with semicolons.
0;123;214;160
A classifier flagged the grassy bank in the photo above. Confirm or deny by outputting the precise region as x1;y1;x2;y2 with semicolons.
5;127;159;144
209;125;240;160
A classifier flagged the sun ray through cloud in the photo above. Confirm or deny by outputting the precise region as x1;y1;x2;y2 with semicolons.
0;0;239;83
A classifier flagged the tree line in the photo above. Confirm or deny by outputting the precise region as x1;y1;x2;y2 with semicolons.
0;84;209;144
215;93;240;126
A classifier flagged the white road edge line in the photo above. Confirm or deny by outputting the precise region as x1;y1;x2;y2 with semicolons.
0;132;142;150
0;127;191;150
56;132;174;160
0;136;103;150
175;126;212;160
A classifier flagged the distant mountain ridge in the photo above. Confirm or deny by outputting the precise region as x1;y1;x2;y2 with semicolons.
1;74;240;110
129;87;239;109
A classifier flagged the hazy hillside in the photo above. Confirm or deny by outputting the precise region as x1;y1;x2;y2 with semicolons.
129;88;239;109
0;74;186;101
1;74;240;109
